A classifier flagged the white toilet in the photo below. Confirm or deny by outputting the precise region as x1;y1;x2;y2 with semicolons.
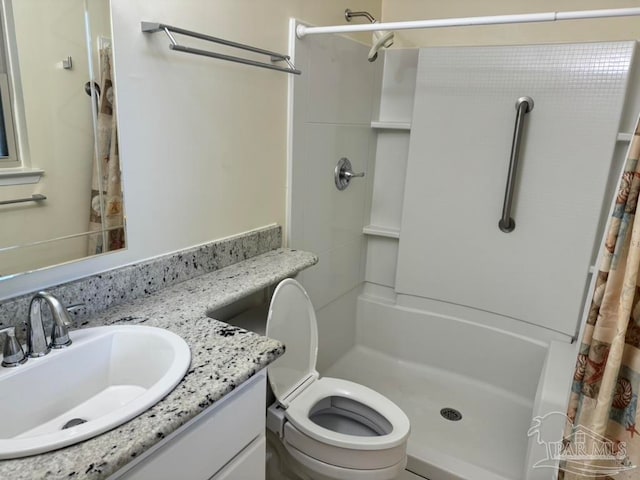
265;279;410;480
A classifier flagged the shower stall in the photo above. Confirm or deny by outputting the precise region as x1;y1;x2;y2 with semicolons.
287;18;639;480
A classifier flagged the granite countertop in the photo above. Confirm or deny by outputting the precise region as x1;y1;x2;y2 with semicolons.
0;248;318;480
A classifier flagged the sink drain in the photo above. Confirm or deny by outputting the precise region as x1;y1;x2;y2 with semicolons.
62;418;88;430
440;407;462;421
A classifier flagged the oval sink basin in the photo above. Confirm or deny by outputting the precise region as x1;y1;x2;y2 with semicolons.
0;325;191;459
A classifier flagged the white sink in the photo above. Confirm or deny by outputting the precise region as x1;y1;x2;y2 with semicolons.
0;325;191;459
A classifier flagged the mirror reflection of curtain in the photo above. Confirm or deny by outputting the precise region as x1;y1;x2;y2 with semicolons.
88;46;124;254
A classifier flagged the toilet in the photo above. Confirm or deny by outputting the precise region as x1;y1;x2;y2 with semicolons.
265;279;410;480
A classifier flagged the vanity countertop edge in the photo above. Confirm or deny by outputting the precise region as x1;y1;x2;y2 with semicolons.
0;247;318;480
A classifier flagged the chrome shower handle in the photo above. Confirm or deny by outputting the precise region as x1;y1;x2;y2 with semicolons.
343;170;365;180
335;157;365;191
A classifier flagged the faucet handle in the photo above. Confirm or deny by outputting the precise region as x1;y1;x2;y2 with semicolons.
50;307;73;349
0;327;27;367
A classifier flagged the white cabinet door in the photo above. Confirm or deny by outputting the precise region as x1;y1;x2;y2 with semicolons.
211;436;265;480
111;372;266;480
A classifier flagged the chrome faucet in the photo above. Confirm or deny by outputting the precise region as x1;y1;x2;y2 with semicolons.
26;291;73;357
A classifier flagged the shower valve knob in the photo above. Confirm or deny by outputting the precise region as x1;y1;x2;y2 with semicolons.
335;157;365;191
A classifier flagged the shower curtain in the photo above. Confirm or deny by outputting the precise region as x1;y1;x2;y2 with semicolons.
563;119;640;479
88;46;124;254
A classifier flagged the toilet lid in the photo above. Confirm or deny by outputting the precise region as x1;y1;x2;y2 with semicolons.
266;279;319;407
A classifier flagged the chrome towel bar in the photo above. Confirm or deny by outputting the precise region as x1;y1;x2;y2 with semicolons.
499;96;533;233
0;194;46;206
141;22;301;75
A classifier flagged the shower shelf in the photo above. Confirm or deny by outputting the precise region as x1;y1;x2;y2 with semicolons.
363;224;400;239
370;121;411;131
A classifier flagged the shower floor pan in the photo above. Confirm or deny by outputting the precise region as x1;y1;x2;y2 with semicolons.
324;345;532;480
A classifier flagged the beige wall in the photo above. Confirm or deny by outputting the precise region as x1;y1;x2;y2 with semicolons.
110;0;383;262
0;0;382;298
382;0;640;47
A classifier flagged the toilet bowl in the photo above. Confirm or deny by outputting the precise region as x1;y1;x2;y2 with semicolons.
265;279;410;480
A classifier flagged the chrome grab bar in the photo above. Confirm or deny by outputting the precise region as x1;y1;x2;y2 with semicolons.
0;194;46;206
498;96;533;233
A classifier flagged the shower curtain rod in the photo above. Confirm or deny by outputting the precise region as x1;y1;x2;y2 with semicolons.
296;7;640;37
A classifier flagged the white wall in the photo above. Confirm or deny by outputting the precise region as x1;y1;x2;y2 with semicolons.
365;44;640;342
290;25;382;371
363;1;640;342
395;43;633;337
0;0;381;300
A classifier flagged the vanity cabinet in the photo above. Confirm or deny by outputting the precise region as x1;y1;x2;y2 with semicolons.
110;371;267;480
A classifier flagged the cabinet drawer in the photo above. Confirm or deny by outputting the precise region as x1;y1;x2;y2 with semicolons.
112;371;266;480
211;435;265;480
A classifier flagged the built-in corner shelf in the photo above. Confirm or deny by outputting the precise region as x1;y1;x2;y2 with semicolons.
371;121;411;131
363;224;401;239
617;132;633;142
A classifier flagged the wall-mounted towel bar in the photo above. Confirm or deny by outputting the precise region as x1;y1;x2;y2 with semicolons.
0;194;46;206
141;22;301;75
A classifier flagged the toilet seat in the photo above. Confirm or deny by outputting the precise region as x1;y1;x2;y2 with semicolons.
286;377;409;450
266;279;410;477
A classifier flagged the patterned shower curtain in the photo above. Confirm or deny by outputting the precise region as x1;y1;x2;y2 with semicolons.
563;119;640;479
88;46;125;254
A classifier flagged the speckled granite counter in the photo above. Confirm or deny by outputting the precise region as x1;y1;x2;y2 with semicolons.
0;247;318;479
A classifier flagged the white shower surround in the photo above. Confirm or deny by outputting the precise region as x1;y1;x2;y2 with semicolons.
325;292;575;479
289;23;640;480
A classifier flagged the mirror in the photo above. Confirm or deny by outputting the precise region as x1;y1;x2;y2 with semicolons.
0;0;126;279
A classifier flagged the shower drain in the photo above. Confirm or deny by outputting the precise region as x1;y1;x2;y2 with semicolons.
440;407;462;421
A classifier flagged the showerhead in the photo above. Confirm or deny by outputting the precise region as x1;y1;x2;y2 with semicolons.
368;29;394;62
344;8;376;24
344;8;394;62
